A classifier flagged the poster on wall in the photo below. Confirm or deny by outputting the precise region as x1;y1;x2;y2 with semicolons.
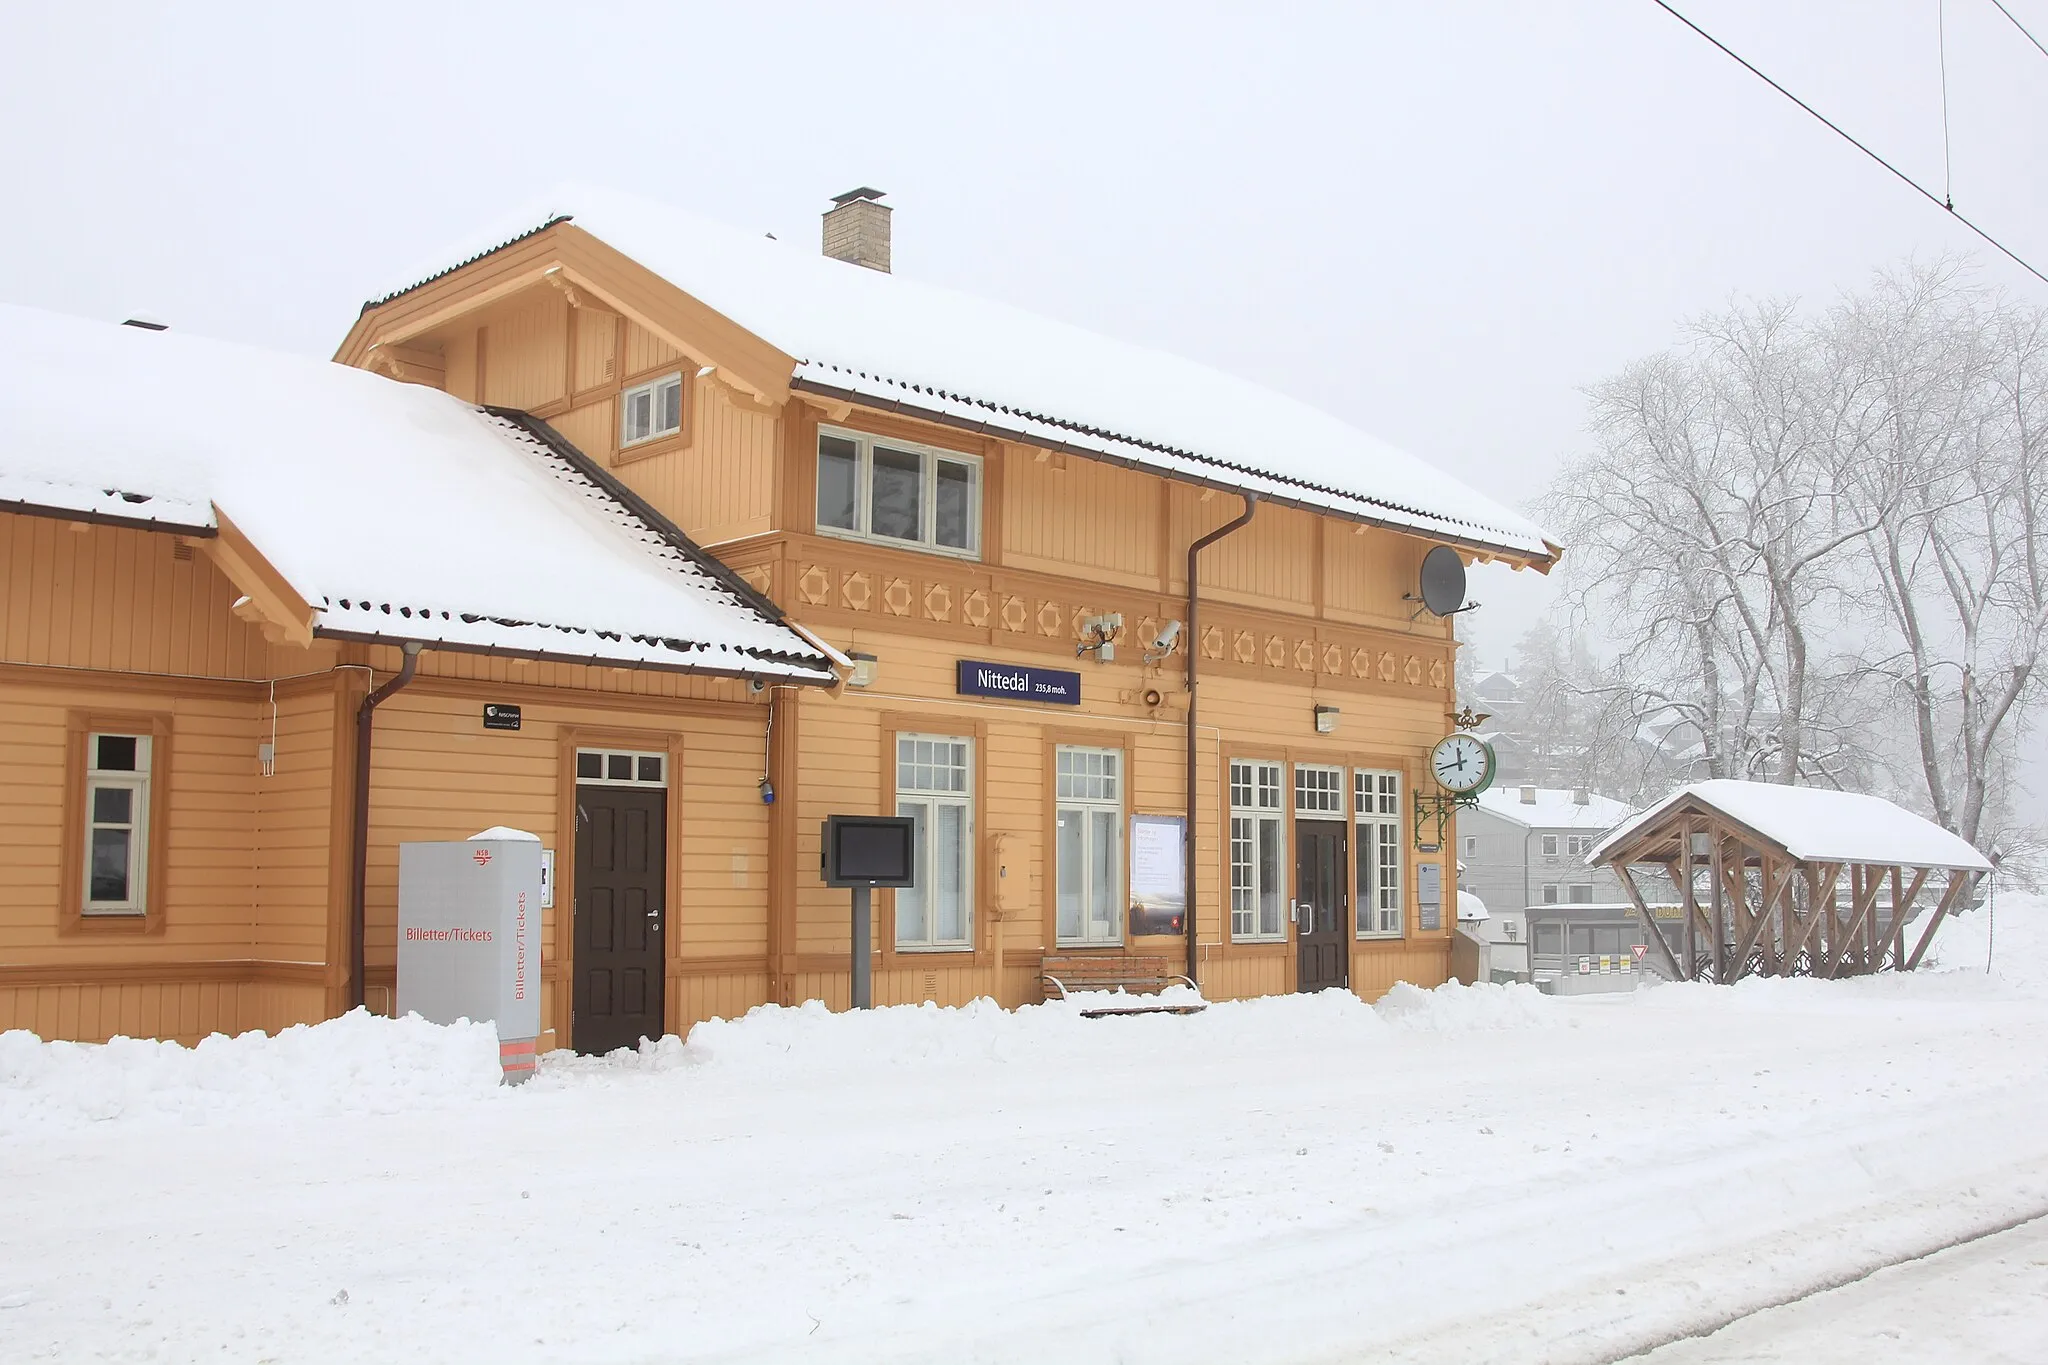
1128;814;1187;936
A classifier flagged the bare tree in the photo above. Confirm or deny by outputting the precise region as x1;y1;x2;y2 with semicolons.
1830;264;2048;847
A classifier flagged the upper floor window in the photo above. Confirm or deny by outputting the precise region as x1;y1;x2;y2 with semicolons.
1566;834;1593;857
1542;834;1560;857
621;373;684;448
817;427;980;557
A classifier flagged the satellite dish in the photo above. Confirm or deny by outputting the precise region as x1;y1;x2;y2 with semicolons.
1419;546;1467;616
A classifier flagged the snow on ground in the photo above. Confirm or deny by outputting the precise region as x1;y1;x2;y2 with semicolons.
1628;1212;2048;1364
3;896;2045;1364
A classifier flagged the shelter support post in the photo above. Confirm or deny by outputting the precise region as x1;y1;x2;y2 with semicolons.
1617;864;1683;981
1905;869;1978;971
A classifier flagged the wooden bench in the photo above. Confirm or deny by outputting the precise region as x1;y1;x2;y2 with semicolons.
1039;953;1207;1017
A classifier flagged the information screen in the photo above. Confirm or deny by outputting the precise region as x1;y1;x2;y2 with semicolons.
822;816;917;887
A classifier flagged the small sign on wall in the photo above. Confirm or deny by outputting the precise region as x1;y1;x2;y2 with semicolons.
1418;862;1443;932
1128;814;1187;935
483;704;522;731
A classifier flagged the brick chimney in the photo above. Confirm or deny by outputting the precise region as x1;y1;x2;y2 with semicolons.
1572;787;1590;805
822;187;891;273
1519;785;1537;804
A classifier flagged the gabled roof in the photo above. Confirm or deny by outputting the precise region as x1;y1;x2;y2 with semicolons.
0;304;838;682
1474;787;1636;831
363;185;1561;566
1588;780;1990;873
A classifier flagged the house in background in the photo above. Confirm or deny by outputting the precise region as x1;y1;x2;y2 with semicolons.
1459;785;1635;909
335;184;1563;1018
0;306;837;1047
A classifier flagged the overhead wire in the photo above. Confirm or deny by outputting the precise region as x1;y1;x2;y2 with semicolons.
1988;0;2048;61
1648;0;2048;289
1939;0;1955;208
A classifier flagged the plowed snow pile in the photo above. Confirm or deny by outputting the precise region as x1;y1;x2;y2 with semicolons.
1;895;2042;1364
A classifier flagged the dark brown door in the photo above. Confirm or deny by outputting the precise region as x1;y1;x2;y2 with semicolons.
574;785;666;1054
1296;821;1348;992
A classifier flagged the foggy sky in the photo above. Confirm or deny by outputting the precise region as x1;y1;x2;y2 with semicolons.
4;0;2044;809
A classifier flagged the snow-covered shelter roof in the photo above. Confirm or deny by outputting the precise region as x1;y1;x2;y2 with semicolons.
367;185;1561;565
0;305;837;682
1588;780;1990;873
1474;787;1636;832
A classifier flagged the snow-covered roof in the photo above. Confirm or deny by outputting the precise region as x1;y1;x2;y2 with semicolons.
1588;780;1991;873
0;305;836;681
1475;787;1637;831
368;185;1560;564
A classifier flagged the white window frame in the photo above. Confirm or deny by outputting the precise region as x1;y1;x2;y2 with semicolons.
1566;834;1593;857
1293;763;1346;819
1229;759;1287;942
895;733;973;951
1542;834;1560;857
1542;883;1560;904
1054;746;1124;947
620;372;684;448
1464;835;1477;856
575;748;669;788
816;425;982;559
1355;769;1404;938
84;733;151;915
1567;884;1595;904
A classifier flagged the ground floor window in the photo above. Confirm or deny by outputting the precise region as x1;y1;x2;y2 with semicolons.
1230;759;1286;940
896;734;972;949
1056;746;1122;945
84;733;151;914
1355;769;1403;937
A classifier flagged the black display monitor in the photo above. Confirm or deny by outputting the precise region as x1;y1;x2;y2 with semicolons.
821;815;917;888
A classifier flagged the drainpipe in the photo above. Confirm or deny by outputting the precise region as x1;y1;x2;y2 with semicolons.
349;641;422;1011
1184;493;1257;986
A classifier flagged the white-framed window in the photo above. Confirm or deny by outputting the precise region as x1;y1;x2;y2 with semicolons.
1567;884;1595;904
1355;769;1403;937
1229;759;1286;940
1294;764;1345;818
1464;835;1477;856
1542;884;1560;904
620;373;684;447
1542;834;1560;857
84;733;150;914
896;734;972;949
1566;834;1593;857
1055;747;1123;946
816;426;981;557
575;749;668;787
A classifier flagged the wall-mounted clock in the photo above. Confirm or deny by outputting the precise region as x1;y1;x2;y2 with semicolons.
1429;732;1497;796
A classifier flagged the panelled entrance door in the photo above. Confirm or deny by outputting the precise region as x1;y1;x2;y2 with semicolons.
574;784;666;1054
1295;821;1348;992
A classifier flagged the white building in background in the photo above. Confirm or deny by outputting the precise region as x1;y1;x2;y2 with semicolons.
1458;785;1636;911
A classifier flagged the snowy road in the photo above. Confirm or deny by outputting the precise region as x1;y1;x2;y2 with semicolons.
1627;1213;2048;1364
3;901;2045;1364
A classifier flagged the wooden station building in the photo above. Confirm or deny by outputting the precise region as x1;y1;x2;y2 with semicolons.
3;187;1561;1051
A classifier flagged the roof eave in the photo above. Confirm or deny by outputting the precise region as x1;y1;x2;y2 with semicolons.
312;626;837;684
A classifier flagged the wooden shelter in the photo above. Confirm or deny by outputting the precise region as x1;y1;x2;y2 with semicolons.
1589;780;1992;984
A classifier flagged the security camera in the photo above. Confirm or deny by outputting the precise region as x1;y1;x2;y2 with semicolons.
1154;619;1183;651
747;678;766;694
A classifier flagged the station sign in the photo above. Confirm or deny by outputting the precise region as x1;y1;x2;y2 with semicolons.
956;659;1081;706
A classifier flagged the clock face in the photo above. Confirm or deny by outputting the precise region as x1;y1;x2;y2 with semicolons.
1430;733;1495;795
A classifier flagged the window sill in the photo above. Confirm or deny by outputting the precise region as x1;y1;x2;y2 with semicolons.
1230;933;1287;946
816;524;982;563
1355;933;1407;943
614;430;689;467
1054;940;1131;951
894;942;974;955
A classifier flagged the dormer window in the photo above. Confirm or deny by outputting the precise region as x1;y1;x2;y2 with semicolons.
621;373;684;448
816;427;980;557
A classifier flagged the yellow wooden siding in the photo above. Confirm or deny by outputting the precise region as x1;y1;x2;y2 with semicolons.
251;686;342;963
1000;450;1162;586
479;289;570;412
622;319;682;378
614;378;779;547
0;514;290;679
571;307;619;392
549;398;614;461
442;328;479;403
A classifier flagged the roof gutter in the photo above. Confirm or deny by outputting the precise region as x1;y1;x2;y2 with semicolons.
349;641;421;1012
1185;492;1258;987
789;374;1558;572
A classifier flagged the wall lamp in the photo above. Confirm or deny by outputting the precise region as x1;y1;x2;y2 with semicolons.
1314;704;1341;735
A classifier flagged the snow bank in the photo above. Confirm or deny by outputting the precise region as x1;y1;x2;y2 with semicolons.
1374;977;1562;1033
0;1009;502;1133
1916;889;2046;991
